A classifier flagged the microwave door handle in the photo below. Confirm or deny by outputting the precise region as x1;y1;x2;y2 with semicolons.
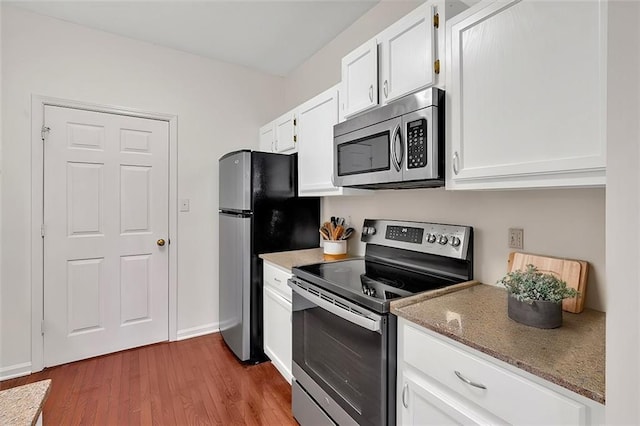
392;124;403;171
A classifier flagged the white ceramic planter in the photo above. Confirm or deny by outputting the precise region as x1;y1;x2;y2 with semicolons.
323;240;347;260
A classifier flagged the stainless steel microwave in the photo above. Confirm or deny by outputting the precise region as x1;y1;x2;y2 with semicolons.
333;87;444;189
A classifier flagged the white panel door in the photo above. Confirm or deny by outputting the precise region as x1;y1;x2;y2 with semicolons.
43;105;169;367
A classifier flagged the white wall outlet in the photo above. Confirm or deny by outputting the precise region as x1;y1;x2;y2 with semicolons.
508;228;524;250
180;199;190;212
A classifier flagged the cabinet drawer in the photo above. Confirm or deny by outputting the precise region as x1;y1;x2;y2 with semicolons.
263;262;292;301
402;323;586;425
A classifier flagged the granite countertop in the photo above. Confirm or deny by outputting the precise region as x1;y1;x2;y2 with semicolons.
0;379;51;425
391;284;605;404
260;247;355;271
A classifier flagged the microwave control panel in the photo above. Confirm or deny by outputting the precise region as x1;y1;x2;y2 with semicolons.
407;118;427;169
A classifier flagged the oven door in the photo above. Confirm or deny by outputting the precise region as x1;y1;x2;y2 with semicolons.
334;117;403;187
290;279;394;426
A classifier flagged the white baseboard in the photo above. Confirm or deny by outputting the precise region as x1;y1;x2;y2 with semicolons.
0;362;32;381
176;323;219;341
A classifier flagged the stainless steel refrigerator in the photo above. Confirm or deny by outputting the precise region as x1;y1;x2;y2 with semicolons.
218;150;320;362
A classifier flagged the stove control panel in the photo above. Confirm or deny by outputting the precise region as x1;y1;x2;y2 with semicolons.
361;219;472;260
385;225;424;244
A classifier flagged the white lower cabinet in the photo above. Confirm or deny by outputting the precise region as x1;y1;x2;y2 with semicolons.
397;318;605;425
262;261;292;383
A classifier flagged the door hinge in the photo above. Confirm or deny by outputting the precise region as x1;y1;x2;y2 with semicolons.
434;59;441;74
41;125;51;140
41;223;46;238
433;13;440;29
41;320;45;335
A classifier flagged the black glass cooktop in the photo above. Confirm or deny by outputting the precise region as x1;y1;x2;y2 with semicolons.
292;258;459;313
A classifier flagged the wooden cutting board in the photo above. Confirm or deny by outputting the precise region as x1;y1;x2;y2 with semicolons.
507;252;589;313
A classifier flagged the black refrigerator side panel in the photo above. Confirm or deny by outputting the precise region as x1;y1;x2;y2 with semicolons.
251;152;320;254
249;152;320;361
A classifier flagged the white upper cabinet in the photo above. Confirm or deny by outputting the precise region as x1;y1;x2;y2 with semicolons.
379;3;435;104
274;110;297;153
258;122;275;152
341;38;379;118
446;0;607;190
340;1;469;119
297;85;366;197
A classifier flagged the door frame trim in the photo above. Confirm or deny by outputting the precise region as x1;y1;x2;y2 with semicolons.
30;95;179;372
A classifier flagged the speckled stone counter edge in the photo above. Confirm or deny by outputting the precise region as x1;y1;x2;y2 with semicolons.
0;379;51;426
391;285;605;405
259;247;356;271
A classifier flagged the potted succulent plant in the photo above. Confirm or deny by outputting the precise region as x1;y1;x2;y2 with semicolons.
497;264;579;329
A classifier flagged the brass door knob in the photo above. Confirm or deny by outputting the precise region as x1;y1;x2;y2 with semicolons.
157;239;166;247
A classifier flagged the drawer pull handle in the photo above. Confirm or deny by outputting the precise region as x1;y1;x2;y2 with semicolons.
402;383;409;408
273;277;281;283
455;371;487;390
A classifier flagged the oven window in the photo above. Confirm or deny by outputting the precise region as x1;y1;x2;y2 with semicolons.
293;294;386;425
337;131;390;176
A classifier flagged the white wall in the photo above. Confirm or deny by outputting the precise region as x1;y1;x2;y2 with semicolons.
284;0;606;311
323;189;605;309
606;1;640;423
0;5;285;373
284;0;421;110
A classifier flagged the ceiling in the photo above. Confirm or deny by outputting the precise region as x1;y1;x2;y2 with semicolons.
7;0;380;77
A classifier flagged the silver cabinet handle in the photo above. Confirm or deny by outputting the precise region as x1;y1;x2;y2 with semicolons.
383;80;388;98
455;370;487;390
273;277;281;283
453;151;460;175
369;84;374;102
402;383;409;408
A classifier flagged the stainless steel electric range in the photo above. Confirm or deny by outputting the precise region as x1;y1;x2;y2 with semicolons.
288;219;474;426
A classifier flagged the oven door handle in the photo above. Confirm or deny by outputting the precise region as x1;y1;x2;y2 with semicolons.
290;284;382;333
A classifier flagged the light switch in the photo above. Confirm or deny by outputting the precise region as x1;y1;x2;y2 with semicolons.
180;199;190;212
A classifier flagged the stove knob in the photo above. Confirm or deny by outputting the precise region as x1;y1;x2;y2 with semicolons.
450;236;461;247
438;235;448;245
427;233;437;243
362;226;376;236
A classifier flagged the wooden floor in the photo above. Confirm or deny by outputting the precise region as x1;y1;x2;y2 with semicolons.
0;333;298;425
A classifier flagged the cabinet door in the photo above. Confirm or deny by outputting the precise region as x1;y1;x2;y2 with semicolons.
297;86;340;196
263;285;292;383
259;122;275;152
398;372;500;426
275;111;297;153
380;3;435;104
341;38;378;118
446;0;606;189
